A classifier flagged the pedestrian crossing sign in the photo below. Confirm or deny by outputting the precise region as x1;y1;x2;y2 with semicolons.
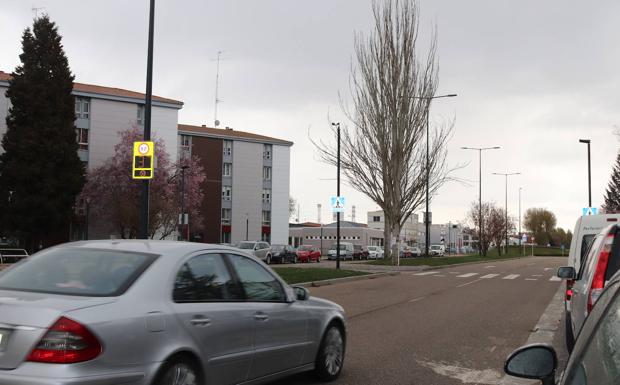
331;196;346;213
582;207;598;216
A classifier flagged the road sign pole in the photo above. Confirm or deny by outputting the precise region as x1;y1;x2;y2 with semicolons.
336;123;341;270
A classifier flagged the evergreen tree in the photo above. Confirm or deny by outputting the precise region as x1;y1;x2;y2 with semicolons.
0;16;84;250
603;152;620;213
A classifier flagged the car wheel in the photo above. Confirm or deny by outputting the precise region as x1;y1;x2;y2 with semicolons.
565;310;575;353
154;359;200;385
314;325;345;381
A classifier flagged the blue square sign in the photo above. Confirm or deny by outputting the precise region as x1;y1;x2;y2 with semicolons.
331;196;346;213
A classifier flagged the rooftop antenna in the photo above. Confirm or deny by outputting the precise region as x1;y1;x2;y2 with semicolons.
32;6;45;18
212;51;224;127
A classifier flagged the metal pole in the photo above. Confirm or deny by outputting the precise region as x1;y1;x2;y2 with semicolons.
425;104;430;258
139;0;155;239
587;142;592;207
336;123;341;270
505;174;508;254
519;187;522;255
245;214;249;241
479;149;482;256
85;200;90;240
180;166;186;241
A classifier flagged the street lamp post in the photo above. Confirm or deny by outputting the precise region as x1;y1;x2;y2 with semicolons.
245;213;249;241
579;139;592;207
493;172;521;254
411;93;457;257
519;187;522;255
461;146;500;256
179;165;189;241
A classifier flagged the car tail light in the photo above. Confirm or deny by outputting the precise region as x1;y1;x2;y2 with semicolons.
587;234;614;313
27;317;102;364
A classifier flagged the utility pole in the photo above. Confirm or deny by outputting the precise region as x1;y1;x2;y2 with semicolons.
519;187;522;255
493;172;521;254
139;0;155;239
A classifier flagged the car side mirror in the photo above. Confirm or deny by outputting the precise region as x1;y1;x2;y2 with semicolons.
557;266;576;279
293;286;309;301
504;344;557;385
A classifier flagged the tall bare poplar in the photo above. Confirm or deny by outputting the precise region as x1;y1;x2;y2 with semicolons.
315;0;455;263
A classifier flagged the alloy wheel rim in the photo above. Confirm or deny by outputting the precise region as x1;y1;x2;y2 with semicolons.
324;328;343;376
168;363;197;385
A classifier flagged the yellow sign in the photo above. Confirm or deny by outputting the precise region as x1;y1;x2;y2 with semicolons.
132;141;154;179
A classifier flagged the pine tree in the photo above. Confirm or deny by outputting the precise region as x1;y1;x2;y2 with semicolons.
603;152;620;213
0;16;85;250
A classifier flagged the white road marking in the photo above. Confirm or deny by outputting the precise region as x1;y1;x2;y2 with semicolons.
413;271;439;276
417;360;502;384
525;278;538;281
532;274;543;277
457;279;483;288
457;273;478;278
409;296;425;303
549;276;562;281
503;274;520;280
448;271;460;274
480;274;499;279
544;268;552;271
485;265;495;268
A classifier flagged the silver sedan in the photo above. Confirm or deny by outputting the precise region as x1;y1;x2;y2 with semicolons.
0;240;347;385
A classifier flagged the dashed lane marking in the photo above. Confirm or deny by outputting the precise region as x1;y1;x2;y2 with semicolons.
412;271;440;276
525;278;538;281
550;276;562;282
457;273;478;278
485;265;495;268
480;274;499;279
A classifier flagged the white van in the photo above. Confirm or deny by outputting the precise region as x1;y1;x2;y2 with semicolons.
327;242;354;260
567;214;620;272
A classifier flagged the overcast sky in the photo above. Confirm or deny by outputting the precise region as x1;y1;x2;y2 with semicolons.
1;0;619;231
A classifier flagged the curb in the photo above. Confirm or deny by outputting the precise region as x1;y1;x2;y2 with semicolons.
296;271;400;288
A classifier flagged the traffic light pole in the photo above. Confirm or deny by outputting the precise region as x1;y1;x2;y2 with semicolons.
139;0;155;239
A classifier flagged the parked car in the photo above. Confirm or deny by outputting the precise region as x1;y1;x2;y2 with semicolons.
0;248;28;264
328;242;354;260
557;223;620;352
0;240;347;385
271;244;298;264
234;241;272;264
367;245;384;259
398;246;412;258
297;245;321;263
410;246;422;257
430;244;445;256
353;245;369;260
563;213;620;347
504;268;620;385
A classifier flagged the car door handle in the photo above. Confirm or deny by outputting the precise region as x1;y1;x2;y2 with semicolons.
254;313;269;321
190;317;211;326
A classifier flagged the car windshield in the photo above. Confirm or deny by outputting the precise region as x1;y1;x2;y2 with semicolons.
431;246;441;250
0;248;157;296
271;245;285;251
368;246;377;251
299;245;312;251
236;242;256;250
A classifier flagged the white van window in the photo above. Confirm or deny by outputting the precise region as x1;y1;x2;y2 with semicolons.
581;234;596;260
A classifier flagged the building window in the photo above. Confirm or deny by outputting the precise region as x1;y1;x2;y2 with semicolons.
262;211;271;225
223;163;232;177
373;216;381;222
263;166;271;181
262;189;271;204
137;105;144;125
222;186;232;201
263;144;272;159
222;208;231;224
75;97;90;119
179;135;191;159
76;128;89;150
221;230;231;244
223;140;232;156
261;232;271;243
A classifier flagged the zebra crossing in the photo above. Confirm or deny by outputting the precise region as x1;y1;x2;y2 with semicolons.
411;269;562;282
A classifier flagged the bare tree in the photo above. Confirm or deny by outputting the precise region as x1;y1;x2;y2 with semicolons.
467;201;493;256
314;0;457;264
487;206;515;256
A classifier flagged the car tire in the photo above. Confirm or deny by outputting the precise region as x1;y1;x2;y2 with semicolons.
154;358;201;385
565;310;575;353
314;325;345;382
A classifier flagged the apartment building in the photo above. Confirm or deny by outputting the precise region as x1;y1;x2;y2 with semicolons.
178;124;292;245
0;70;183;169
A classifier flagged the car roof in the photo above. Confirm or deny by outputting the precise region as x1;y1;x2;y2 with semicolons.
45;240;242;257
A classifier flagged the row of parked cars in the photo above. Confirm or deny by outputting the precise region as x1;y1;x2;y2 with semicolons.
504;213;620;384
232;241;321;264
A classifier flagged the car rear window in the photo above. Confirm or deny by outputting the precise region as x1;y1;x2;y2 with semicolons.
0;248;157;296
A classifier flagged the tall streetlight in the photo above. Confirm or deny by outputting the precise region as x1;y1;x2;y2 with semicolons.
493;172;521;253
411;93;457;257
518;187;522;253
579;139;592;207
139;0;155;239
461;146;500;256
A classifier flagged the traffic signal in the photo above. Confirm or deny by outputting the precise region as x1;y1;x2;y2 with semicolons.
132;141;154;180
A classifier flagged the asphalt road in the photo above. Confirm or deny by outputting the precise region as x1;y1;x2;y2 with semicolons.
271;256;566;385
